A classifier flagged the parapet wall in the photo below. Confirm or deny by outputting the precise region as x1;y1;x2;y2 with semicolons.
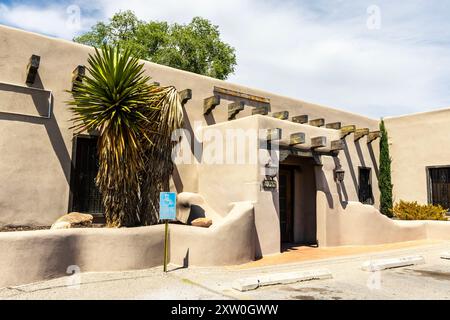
325;201;450;246
0;201;255;288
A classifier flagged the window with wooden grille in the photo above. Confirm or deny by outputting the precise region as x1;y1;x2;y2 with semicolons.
428;167;450;210
69;135;104;214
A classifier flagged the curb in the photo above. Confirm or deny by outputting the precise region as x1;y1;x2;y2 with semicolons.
361;255;425;272
232;269;332;292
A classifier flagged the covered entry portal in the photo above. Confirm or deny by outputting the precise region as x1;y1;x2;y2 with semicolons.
279;155;318;247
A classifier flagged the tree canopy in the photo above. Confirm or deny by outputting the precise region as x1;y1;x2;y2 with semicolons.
74;11;237;80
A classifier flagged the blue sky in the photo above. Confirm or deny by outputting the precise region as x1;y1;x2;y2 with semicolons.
1;0;449;118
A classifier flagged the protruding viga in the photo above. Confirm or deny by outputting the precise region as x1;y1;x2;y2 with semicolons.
311;136;327;149
203;96;221;115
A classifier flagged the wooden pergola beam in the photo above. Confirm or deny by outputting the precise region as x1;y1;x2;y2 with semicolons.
309;118;325;127
26;54;40;85
272;111;289;120
290;133;306;146
326;122;342;130
267;128;282;141
252;106;269;115
340;125;356;138
354;128;370;141
331;140;345;151
203;96;221;115
292;115;309;124
311;136;327;149
179;89;192;104
367;131;381;144
228;101;245;120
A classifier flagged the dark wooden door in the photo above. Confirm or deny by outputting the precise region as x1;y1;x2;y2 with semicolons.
279;168;294;243
70;136;104;214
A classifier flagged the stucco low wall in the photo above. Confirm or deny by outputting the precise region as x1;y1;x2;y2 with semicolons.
326;201;450;246
171;202;255;266
0;202;255;288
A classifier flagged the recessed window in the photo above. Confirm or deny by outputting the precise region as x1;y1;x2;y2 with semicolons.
358;167;374;205
428;167;450;210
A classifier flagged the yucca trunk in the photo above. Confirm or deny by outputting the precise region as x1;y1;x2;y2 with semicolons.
138;86;183;225
97;126;141;227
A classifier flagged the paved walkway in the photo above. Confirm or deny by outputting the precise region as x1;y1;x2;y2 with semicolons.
1;240;449;300
236;240;442;269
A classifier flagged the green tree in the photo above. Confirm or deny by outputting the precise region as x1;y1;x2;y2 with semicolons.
379;119;393;217
74;11;237;80
67;45;183;227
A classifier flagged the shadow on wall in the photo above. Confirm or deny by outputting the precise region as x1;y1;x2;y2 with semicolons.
342;139;359;195
0;74;71;185
333;156;349;208
315;166;334;210
367;143;379;180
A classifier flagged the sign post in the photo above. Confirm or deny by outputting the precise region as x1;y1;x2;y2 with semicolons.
159;192;177;273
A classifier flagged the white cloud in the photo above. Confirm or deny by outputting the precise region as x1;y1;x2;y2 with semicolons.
1;0;450;118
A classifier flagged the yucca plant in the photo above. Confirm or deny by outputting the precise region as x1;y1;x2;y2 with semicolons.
68;45;183;227
138;86;183;225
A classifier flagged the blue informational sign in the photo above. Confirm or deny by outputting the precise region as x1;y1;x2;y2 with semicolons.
160;192;177;221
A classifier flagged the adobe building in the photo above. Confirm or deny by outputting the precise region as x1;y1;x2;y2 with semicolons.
0;23;450;270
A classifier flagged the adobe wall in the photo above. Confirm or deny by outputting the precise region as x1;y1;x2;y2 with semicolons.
0;24;379;227
385;108;450;206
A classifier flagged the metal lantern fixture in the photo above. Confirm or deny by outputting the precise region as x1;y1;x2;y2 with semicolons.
334;167;345;183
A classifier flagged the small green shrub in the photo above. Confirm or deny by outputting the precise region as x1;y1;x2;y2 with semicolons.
391;200;448;221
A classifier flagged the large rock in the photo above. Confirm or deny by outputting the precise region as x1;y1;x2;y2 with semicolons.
51;213;93;230
191;218;213;228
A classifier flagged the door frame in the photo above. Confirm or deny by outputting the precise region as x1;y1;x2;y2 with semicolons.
279;166;295;243
68;134;101;214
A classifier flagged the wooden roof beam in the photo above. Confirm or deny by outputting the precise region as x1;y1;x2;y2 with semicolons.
272;111;289;120
311;136;327;149
331;140;345;151
290;133;306;146
326;122;342;130
367;131;381;144
310;118;325;127
203;96;221;115
179;89;192;104
228;102;245;120
292;115;309;124
252;106;269;115
340;125;356;138
354;128;370;141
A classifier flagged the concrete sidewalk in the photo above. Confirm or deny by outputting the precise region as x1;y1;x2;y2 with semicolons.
237;240;442;269
1;240;449;300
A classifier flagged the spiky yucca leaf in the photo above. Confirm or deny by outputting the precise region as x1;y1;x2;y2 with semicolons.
67;45;159;227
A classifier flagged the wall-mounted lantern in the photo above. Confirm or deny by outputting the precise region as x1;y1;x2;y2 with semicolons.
334;167;345;183
263;161;279;190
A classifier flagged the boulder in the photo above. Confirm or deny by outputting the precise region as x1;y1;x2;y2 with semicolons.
191;218;213;228
51;213;93;230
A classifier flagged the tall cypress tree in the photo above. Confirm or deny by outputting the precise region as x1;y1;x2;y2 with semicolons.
379;119;393;217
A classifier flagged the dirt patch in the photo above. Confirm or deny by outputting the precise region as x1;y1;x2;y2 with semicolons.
0;226;50;232
0;224;106;232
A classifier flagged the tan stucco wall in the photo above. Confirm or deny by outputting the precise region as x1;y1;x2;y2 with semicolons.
0;24;379;228
385;108;450;205
0;200;255;288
